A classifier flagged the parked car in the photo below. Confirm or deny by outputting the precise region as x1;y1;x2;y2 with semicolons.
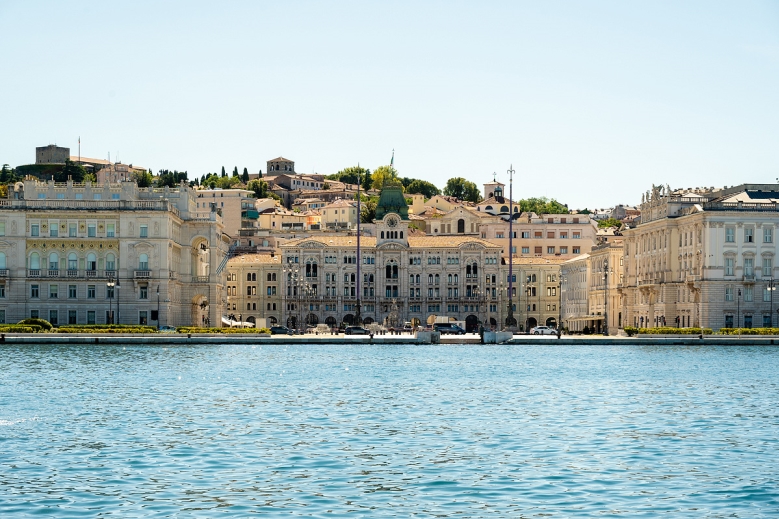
159;325;177;333
434;324;466;335
530;326;557;335
344;326;370;335
270;326;293;335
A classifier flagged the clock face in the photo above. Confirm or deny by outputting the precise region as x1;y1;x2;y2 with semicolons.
387;216;398;228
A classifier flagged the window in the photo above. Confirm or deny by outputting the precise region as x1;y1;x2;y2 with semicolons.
139;254;149;271
763;257;772;277
140;286;148;299
521;247;530;254
0;222;4;237
49;253;59;270
765;227;773;243
49;310;58;325
31;284;39;298
0;309;5;323
87;253;97;272
725;257;734;276
87;311;96;324
573;247;580;254
744;286;753;302
725;286;733;301
521;231;530;238
725;315;734;328
106;254;116;271
725;227;735;242
0;285;5;298
38;194;45;199
107;223;115;237
93;193;101;200
30;310;39;319
68;310;77;325
49;224;58;237
88;285;96;299
88;224;96;237
744;258;754;277
49;285;58;299
112;193;120;200
547;247;555;254
69;223;77;237
560;246;568;254
140;225;148;238
0;252;5;270
68;285;77;299
68;253;77;271
547;232;555;239
764;285;772;302
745;228;754;243
107;285;114;299
560;232;567;239
534;246;542;254
139;311;148;325
31;224;39;237
573;232;581;239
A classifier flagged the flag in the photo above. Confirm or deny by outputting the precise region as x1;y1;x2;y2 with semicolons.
390;149;394;167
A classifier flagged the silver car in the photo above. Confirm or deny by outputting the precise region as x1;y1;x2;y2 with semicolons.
530;326;557;335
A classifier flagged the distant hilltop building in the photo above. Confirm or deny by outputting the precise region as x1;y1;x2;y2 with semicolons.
265;157;295;176
36;145;70;164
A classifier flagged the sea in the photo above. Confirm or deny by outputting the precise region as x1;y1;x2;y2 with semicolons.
1;343;778;517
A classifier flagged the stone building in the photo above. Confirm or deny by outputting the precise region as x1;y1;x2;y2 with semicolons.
224;252;283;327
507;257;565;331
277;182;503;331
560;253;590;332
587;241;624;335
36;145;70;164
0;179;228;327
266;157;295;176
621;183;779;331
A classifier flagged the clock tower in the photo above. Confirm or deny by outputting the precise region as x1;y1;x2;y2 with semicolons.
374;180;410;247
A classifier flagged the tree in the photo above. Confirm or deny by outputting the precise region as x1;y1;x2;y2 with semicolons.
360;195;379;223
0;164;18;184
443;177;480;202
232;166;239;177
327;166;370;188
247;179;280;200
157;170;188;188
598;217;622;228
519;197;569;215
371;165;399;190
57;159;87;182
132;169;153;187
221;166;226;178
405;179;440;198
242;167;249;184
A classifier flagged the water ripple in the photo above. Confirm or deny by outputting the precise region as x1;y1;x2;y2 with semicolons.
1;344;778;517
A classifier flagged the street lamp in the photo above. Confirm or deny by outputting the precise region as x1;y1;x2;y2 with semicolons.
768;278;776;328
156;285;160;331
115;277;121;324
737;288;742;329
107;277;115;324
603;259;610;336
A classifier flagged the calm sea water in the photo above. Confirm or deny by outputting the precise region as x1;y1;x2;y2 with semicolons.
1;343;778;518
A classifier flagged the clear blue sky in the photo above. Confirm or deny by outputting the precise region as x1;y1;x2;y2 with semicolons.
2;1;778;209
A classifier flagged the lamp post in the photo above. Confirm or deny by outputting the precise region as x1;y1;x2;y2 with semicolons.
156;285;160;331
768;278;776;328
737;288;742;329
506;164;517;328
283;266;301;330
107;277;115;324
603;259;610;336
115;277;121;324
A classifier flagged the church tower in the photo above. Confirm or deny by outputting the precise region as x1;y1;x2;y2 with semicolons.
375;179;409;247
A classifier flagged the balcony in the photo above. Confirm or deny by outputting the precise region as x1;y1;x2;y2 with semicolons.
48;269;59;277
86;269;99;278
67;269;80;278
104;270;117;279
191;275;209;283
743;273;756;283
27;269;41;277
241;209;259;219
134;270;151;279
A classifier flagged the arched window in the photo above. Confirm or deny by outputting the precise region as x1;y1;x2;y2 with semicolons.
454;274;458;283
106;253;116;271
68;253;77;271
400;231;403;239
0;252;6;270
434;274;440;284
500;206;508;213
381;231;384;239
139;253;149;271
415;274;420;283
87;253;97;271
485;205;493;211
29;252;40;270
267;273;272;281
428;274;433;284
457;219;465;233
48;252;59;270
448;274;452;283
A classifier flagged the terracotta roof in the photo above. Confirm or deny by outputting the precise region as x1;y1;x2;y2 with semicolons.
227;253;281;265
280;235;500;249
71;156;111;165
268;157;293;162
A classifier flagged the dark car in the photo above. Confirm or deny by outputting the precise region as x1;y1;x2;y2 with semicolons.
270;326;293;335
435;324;466;335
344;326;370;335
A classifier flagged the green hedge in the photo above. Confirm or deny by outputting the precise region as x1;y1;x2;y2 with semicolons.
717;327;779;335
18;318;53;331
638;327;713;335
59;324;156;331
0;325;41;333
56;326;157;334
176;327;271;334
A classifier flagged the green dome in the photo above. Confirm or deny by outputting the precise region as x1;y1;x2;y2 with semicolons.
375;180;409;220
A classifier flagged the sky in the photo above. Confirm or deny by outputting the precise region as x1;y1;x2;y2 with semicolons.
1;0;778;209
